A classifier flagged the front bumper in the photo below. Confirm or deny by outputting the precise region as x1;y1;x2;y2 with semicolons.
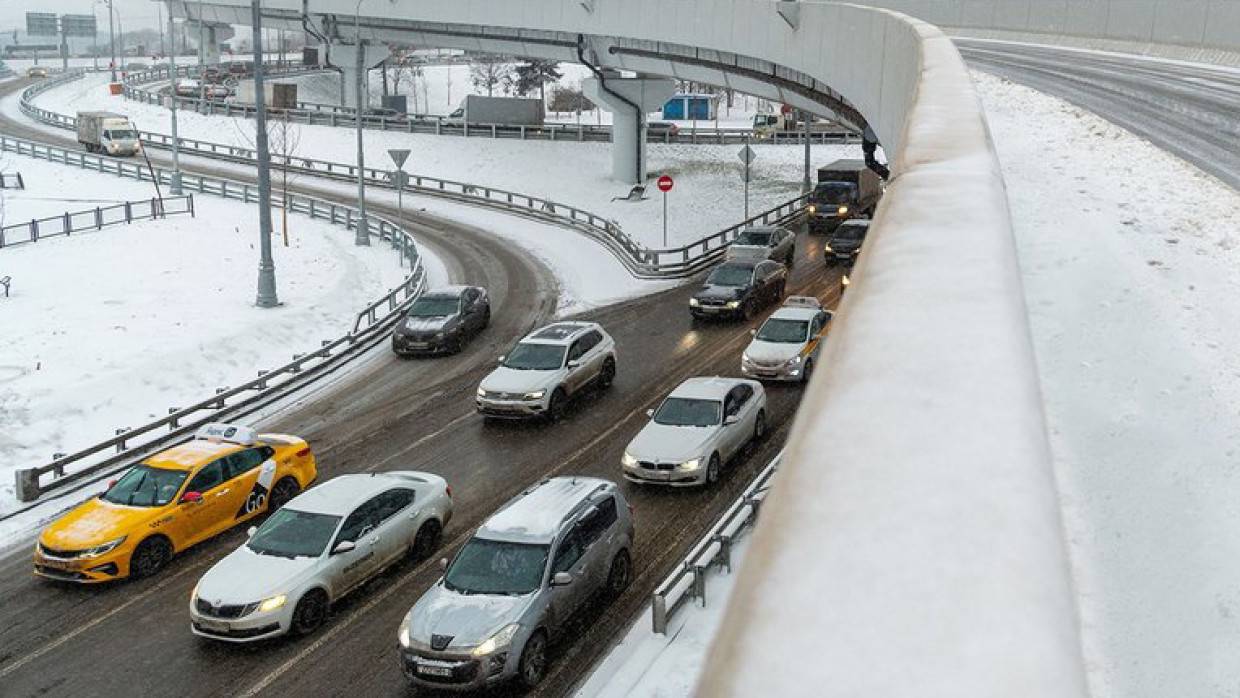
690;303;744;320
399;646;514;690
741;360;804;382
392;333;454;355
189;599;292;643
33;545;130;584
622;461;706;487
475;396;548;419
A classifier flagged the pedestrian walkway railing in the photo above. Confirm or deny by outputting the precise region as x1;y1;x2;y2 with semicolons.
0;132;427;508
0;195;193;248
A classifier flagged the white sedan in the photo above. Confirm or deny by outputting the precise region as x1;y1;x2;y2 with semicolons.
190;471;452;642
621;377;767;487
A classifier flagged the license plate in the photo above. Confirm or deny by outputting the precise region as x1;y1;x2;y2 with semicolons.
40;557;75;570
418;665;453;677
410;342;429;348
197;618;230;633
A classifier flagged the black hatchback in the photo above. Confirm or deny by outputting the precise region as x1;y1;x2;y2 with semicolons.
689;260;787;321
392;286;491;355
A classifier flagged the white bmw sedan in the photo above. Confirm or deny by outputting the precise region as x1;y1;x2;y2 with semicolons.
621;377;768;487
190;472;452;642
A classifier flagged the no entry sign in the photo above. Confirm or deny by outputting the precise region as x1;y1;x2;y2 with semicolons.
656;175;674;192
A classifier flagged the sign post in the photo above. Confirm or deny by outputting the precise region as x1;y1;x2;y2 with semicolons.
388;148;412;256
737;140;757;220
657;174;674;248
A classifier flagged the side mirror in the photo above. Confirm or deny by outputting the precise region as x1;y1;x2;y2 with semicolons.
551;572;573;587
439;557;449;571
497;354;506;363
567;360;581;369
331;540;356;556
749;328;757;336
645;408;654;418
247;526;258;538
180;491;203;504
724;414;740;426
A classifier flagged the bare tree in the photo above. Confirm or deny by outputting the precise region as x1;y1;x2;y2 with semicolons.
469;54;513;97
230;110;302;246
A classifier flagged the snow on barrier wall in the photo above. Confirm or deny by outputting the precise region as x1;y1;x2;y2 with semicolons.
181;1;1087;693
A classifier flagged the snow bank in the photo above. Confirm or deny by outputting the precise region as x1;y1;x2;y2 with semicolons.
975;69;1240;698
0;154;438;511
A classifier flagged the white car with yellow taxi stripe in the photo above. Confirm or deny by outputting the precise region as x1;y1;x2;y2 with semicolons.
740;297;833;383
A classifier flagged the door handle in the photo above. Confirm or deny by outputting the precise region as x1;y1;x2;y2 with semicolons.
215;489;230;497
368;536;380;545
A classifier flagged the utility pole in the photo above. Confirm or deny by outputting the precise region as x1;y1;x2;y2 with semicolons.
107;0;117;82
353;0;370;246
252;0;279;307
167;2;182;196
802;109;812;194
197;0;205;67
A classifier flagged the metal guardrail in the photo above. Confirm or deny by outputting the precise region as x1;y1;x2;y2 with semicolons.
650;451;781;635
23;70;809;279
0;132;427;506
0;172;25;189
0;195;193;248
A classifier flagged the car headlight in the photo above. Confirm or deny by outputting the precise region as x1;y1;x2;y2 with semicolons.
621;452;638;467
524;390;545;400
435;332;445;339
476;387;487;398
689;297;700;307
823;244;834;253
678;458;702;471
472;623;519;657
725;301;740;309
80;536;126;558
398;614;412;648
808;205;817;214
741;353;752;364
257;594;287;613
837;205;849;215
190;581;200;601
785;355;803;366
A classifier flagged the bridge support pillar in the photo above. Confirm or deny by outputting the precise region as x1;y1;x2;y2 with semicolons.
334;42;389;108
583;73;676;184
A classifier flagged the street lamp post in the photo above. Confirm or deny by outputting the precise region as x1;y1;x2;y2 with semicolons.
353;0;370;246
107;0;117;82
167;2;182;196
198;0;205;67
252;0;279;307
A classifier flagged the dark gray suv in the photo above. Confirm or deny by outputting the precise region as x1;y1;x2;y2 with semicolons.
397;477;634;691
391;286;490;356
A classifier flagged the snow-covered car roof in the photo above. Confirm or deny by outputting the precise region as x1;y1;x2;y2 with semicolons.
668;376;755;401
766;305;822;323
836;219;872;231
478;477;612;544
288;472;437;517
519;322;600;346
421;285;478;299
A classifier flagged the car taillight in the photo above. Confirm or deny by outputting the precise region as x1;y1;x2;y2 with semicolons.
295;447;311;458
445;485;453;499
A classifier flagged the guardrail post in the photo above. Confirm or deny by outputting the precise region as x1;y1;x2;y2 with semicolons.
124;202;132;223
30;219;38;242
256;369;269;389
214;387;227;408
115;427;131;453
96;206;103;229
717;534;732;572
15;468;40;502
692;563;708;606
168;407;180;428
652;595;669;635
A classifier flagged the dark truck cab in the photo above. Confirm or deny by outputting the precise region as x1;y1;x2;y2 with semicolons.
807;159;883;234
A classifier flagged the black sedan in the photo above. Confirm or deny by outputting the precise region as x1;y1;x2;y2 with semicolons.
824;219;870;267
391;286;490;356
689;260;787;321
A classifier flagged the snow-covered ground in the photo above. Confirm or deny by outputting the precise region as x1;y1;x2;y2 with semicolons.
974;70;1240;698
21;72;860;250
0;153;435;513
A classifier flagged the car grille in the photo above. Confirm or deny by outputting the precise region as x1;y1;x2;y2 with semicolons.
482;390;527;401
430;634;454;651
750;358;785;368
639;461;676;471
38;543;87;559
196;598;259;619
697;298;729;307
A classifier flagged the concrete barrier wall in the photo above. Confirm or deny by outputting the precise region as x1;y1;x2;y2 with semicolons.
179;1;1087;693
870;0;1240;64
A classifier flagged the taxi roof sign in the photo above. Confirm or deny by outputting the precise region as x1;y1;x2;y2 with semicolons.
782;296;822;309
194;423;257;445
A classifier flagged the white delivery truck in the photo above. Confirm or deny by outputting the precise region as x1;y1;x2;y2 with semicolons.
76;111;141;156
445;95;545;126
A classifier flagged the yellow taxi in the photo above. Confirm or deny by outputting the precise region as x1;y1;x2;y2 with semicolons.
34;423;317;583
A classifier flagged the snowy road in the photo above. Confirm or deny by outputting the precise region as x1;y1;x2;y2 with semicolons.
961;40;1240;191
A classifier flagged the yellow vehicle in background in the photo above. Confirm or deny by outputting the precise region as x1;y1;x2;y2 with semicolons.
33;423;317;583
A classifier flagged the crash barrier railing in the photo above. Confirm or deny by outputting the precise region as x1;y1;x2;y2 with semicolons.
0;172;25;189
121;64;857;146
0;132;427;506
22;70;806;279
0;194;194;249
651;451;781;635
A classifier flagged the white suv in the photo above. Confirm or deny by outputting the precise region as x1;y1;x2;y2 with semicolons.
476;322;617;420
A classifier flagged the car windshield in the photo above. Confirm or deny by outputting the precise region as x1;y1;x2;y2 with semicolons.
734;231;773;246
706;265;753;287
834;225;867;241
248;509;341;559
503;342;565;371
757;318;809;343
812;182;856;204
106;130;138;140
653;397;722;427
101;464;188;507
408;296;460;318
444;538;549;595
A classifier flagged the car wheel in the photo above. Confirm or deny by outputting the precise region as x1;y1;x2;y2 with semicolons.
268;477;300;512
605;549;632;600
706;453;721;485
753;409;767;442
547;388;567;422
291;589;329;636
777;281;787;299
481;307;491;329
598;357;616;390
129;536;172;579
786;252;795;268
802;359;814;384
742;300;755;320
518;630;549;689
410;520;443;561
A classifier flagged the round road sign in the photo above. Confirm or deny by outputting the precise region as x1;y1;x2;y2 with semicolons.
656;175;674;193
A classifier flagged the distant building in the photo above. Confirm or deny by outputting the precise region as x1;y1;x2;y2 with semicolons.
661;93;717;121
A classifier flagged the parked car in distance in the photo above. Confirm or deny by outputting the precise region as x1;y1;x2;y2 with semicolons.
725;225;796;266
646;121;680;139
824;219;870;267
203;83;232;99
190;471;452;642
397;477;634;691
476;322;617;420
26;66;48;79
689;260;788;321
200;66;222;83
622;376;767;487
174;78;201;97
741;296;832;383
392;286;490;356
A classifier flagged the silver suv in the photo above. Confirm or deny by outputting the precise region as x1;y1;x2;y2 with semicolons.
397;477;634;691
475;322;617;420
